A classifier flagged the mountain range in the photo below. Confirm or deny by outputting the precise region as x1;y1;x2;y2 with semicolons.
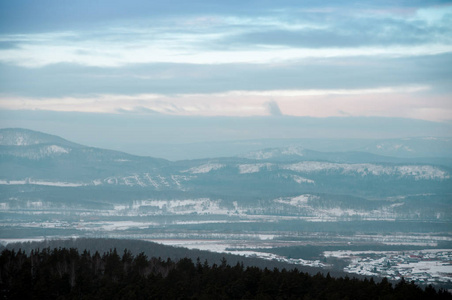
0;128;451;239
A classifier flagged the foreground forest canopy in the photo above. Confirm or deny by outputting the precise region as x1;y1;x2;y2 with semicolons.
1;248;451;300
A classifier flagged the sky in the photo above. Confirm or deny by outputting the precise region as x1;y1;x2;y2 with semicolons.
0;0;451;156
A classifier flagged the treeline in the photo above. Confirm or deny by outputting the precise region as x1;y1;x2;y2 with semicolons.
1;248;451;300
1;238;332;275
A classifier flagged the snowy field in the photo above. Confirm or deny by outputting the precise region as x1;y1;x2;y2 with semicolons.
325;249;452;284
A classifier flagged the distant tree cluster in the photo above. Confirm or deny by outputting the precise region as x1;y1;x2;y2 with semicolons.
1;248;450;300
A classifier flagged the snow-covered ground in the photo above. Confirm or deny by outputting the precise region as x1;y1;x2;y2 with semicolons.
0;173;195;189
274;195;315;207
1;214;450;285
282;162;449;180
291;175;315;184
0;238;46;246
271;194;403;221
0;193;438;223
0;179;85;187
149;238;325;268
325;249;452;284
182;163;225;174
77;221;159;231
238;163;272;174
125;198;232;215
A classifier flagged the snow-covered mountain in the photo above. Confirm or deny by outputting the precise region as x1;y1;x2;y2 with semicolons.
157;137;452;161
0;128;451;223
360;137;452;158
240;145;452;165
0;128;78;147
0;128;170;187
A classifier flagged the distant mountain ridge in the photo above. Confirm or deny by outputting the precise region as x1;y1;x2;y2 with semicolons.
0;128;169;183
0;128;450;223
2;128;451;162
0;128;451;262
241;146;406;163
0;128;164;160
240;146;452;167
1;128;450;184
0;128;79;147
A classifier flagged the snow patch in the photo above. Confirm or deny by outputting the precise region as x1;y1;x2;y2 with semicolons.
183;163;225;174
46;145;69;154
29;180;84;187
292;175;315;184
150;239;325;268
130;198;230;215
283;162;449;180
325;249;452;283
79;221;158;231
274;195;315;208
0;238;46;246
0;179;84;187
238;163;272;174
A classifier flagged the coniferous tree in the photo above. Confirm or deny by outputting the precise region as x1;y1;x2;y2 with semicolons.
0;248;451;300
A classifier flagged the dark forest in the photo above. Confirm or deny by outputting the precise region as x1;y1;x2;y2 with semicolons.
1;247;451;300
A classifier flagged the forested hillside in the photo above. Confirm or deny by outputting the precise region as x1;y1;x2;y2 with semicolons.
1;247;451;300
1;238;332;275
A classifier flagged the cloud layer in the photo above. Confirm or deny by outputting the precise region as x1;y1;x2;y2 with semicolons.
2;85;450;122
0;1;451;123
